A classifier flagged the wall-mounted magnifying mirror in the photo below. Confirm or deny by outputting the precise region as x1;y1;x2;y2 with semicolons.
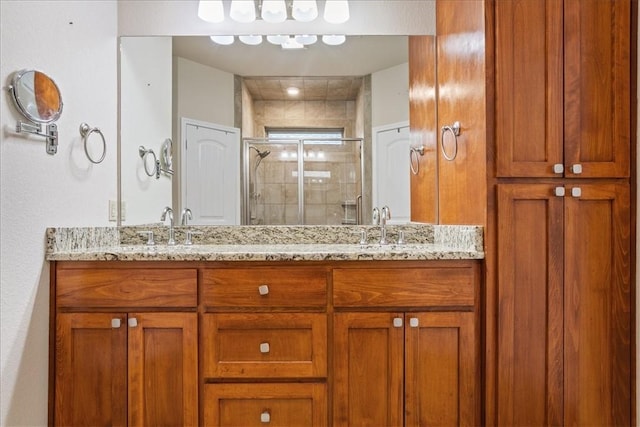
8;69;63;154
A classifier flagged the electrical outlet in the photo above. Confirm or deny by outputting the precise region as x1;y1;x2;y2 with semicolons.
108;200;118;221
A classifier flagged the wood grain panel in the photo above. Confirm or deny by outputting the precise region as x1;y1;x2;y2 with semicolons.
56;268;197;308
202;313;327;378
202;267;327;309
127;312;198;427
333;266;477;308
405;312;480;426
563;183;631;425
55;313;127;427
436;0;487;224
496;184;564;425
564;0;630;178
409;35;438;223
204;383;327;427
333;313;404;427
495;0;563;177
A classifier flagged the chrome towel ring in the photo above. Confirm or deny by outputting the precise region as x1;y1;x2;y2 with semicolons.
410;145;425;175
79;122;106;164
440;121;461;161
139;145;160;178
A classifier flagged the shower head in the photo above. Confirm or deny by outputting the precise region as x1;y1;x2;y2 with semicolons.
250;145;271;159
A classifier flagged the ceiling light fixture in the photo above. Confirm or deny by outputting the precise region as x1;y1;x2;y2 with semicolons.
292;0;319;22
323;0;349;24
239;34;263;45
229;0;256;23
287;86;300;96
321;34;346;45
261;0;287;23
294;34;318;45
210;35;235;45
198;0;225;23
266;34;289;45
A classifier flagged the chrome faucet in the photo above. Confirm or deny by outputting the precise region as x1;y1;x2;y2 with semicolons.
181;208;192;225
160;206;176;246
372;207;380;226
379;205;391;245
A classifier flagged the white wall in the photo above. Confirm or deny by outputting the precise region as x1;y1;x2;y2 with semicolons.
120;37;173;225
0;1;118;425
371;62;410;128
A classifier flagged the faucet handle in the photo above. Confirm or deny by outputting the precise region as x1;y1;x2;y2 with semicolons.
184;230;202;245
381;205;391;221
138;231;155;246
372;207;380;225
397;230;405;245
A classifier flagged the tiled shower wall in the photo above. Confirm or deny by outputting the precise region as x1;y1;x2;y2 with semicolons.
250;97;363;225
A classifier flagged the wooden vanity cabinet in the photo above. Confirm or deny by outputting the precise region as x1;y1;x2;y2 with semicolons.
332;261;481;426
201;266;329;427
51;263;198;427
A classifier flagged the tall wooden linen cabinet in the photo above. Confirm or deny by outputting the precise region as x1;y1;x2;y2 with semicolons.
411;0;634;424
493;0;633;425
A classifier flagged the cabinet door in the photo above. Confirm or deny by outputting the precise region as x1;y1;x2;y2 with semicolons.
564;0;630;178
405;312;480;426
333;312;404;427
496;184;564;425
55;313;127;427
495;0;563;177
127;312;198;427
563;183;631;425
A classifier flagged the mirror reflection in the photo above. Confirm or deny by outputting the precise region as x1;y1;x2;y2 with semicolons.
120;35;417;226
10;69;63;123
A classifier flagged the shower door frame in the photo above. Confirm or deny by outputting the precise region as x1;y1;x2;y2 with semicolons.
242;137;365;225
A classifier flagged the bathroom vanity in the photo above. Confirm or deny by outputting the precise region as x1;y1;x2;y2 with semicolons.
46;224;483;426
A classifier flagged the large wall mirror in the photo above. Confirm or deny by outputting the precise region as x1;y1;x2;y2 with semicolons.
118;1;436;226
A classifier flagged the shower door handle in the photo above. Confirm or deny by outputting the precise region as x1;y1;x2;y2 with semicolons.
356;195;362;225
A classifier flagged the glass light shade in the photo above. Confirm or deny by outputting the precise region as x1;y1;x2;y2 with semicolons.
294;34;317;45
230;0;256;23
292;0;318;22
322;34;346;45
323;0;349;24
239;34;263;45
210;35;235;45
286;87;300;96
281;37;305;49
267;34;289;45
198;0;224;23
261;0;287;23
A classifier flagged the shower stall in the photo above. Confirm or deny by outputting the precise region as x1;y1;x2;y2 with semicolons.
242;137;364;225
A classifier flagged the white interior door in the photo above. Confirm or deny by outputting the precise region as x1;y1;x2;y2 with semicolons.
182;118;240;225
373;123;410;224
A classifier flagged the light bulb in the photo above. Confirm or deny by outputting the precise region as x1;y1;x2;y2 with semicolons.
287;87;300;96
281;37;305;49
210;35;235;45
324;0;349;24
261;0;287;23
294;34;317;45
267;34;289;45
322;34;346;45
239;34;263;45
230;0;256;23
198;0;224;23
292;0;318;22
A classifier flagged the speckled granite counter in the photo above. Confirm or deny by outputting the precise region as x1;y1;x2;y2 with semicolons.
45;224;484;262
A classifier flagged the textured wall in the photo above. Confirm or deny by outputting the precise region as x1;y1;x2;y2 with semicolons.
0;1;117;425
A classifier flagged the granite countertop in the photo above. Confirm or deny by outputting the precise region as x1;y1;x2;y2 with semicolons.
45;224;484;262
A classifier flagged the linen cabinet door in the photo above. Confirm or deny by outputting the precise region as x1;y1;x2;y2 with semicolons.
563;183;631;425
127;312;198;427
496;184;564;425
55;313;127;427
333;312;404;427
495;0;563;177
405;312;479;426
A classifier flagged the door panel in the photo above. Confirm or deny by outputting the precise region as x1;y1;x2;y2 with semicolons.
373;124;410;224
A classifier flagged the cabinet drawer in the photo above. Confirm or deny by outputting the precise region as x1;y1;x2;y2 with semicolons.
333;266;477;308
203;383;327;427
56;268;197;308
202;268;327;309
202;313;327;378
